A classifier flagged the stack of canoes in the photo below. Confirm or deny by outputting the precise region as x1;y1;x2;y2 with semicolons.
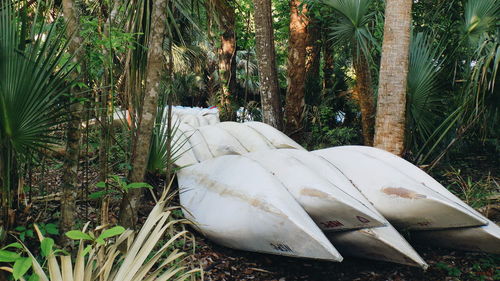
170;111;499;269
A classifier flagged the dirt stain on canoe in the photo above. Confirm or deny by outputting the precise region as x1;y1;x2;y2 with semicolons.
381;187;427;199
300;188;329;198
190;173;286;218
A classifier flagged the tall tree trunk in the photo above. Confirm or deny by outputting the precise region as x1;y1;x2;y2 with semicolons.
253;0;283;130
99;0;120;226
352;50;375;146
118;0;168;228
215;0;237;120
305;15;321;104
61;0;85;245
322;31;334;94
374;0;413;156
285;0;308;134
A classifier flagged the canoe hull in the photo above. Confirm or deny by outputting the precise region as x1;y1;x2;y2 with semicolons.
178;155;342;261
413;222;500;254
313;147;487;230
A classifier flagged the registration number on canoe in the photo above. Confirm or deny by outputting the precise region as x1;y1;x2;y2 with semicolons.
270;243;293;253
320;220;344;228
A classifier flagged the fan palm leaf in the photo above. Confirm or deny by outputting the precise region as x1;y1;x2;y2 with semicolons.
406;32;446;152
0;1;75;215
464;0;500;44
322;0;377;60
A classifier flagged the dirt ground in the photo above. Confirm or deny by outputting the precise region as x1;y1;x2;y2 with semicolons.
192;232;499;281
19;149;499;281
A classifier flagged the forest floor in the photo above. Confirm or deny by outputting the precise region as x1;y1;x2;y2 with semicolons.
21;149;500;281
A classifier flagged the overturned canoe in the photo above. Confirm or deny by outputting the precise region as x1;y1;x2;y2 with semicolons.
217;122;275;152
244;150;386;231
178;155;342;261
278;149;427;268
177;123;213;163
313;147;488;230
244;122;306;150
327;225;428;268
196;126;248;157
413;222;500;254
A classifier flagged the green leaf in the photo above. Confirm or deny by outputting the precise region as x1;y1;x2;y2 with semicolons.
81;245;92;257
26;230;34;238
0;250;20;262
45;223;59;235
41;238;54;257
89;190;116;199
97;226;125;241
2;242;22;250
95;182;107;188
65;230;93;241
126;182;153;190
15;226;26;232
27;274;39;281
13;257;32;280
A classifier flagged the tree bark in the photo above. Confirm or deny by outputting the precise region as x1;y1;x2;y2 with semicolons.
322;31;334;94
352;50;375;146
60;0;85;246
253;0;283;130
305;15;321;104
118;0;168;228
215;0;237;120
285;0;308;134
374;0;413;156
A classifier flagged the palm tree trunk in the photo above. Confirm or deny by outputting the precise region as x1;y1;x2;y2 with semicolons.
61;0;85;245
322;37;334;94
118;0;168;228
253;0;283;130
215;0;237;120
374;0;413;156
352;50;375;146
305;16;321;104
285;0;308;134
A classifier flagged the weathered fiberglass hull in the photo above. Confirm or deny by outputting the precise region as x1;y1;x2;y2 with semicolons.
279;149;428;268
313;146;488;230
178;155;343;261
174;123;428;266
243;150;386;231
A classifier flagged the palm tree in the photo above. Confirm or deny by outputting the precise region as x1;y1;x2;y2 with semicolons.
119;0;170;228
214;0;237;120
0;1;75;229
60;0;86;244
253;0;284;130
374;0;413;156
322;0;377;145
285;0;309;134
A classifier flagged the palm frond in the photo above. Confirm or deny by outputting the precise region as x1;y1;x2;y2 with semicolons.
0;0;75;208
323;0;377;59
464;0;500;44
406;32;446;152
15;200;200;281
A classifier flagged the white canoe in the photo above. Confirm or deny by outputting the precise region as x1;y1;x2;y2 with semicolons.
178;155;342;261
244;122;306;150
244;150;386;231
327;225;428;268
177;123;214;162
313;147;488;230
279;149;427;268
413;222;500;254
196;126;248;157
216;122;275;152
170;122;198;167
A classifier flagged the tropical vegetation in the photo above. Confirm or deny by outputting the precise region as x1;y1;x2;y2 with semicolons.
0;0;498;280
